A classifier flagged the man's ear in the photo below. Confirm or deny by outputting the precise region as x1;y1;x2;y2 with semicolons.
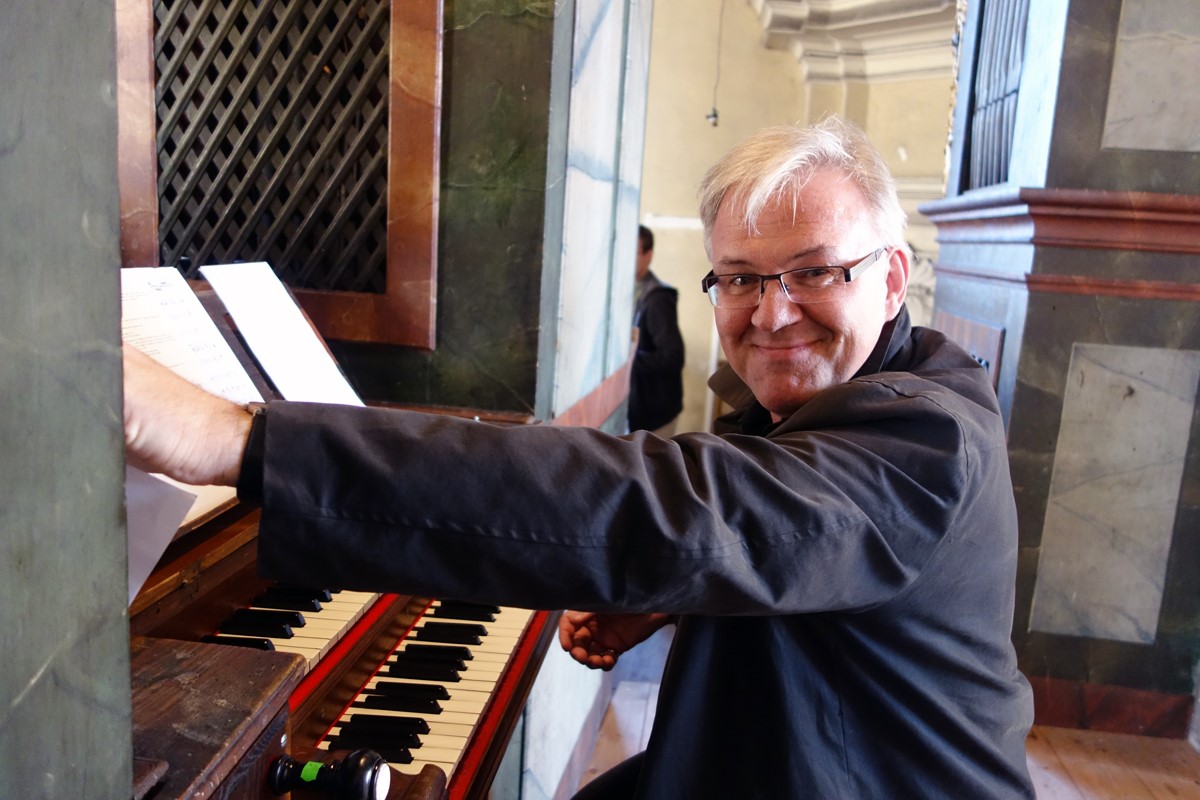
883;246;911;320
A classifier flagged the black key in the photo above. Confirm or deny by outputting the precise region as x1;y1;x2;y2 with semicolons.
201;634;276;651
274;583;333;602
412;621;487;645
392;650;467;670
219;617;293;638
356;693;442;714
387;660;462;682
366;682;451;701
341;714;430;735
326;737;413;764
253;586;323;612
431;600;499;622
331;727;422;749
230;607;306;628
403;643;474;662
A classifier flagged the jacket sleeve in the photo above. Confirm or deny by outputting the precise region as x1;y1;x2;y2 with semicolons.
254;379;985;616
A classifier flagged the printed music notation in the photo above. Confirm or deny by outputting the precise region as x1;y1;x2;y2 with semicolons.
120;267;264;405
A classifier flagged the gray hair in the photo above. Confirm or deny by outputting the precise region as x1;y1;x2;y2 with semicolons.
698;116;907;257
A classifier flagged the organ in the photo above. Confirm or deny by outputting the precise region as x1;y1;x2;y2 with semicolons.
122;273;559;799
129;499;559;799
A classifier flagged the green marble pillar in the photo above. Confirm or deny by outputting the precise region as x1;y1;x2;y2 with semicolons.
334;0;565;414
0;3;131;798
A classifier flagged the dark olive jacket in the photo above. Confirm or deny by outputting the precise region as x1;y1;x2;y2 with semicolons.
250;306;1034;799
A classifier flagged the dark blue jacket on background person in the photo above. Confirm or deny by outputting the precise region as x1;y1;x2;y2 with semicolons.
630;271;685;431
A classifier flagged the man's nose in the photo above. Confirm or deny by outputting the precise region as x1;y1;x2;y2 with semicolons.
751;277;801;330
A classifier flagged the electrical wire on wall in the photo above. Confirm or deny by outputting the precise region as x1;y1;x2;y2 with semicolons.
707;0;726;126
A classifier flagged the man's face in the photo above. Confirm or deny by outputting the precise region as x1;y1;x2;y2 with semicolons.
709;170;909;421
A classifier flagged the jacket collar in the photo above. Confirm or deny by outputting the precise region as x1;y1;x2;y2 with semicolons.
852;304;911;380
708;306;913;428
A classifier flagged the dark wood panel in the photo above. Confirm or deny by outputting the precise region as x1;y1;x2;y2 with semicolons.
930;309;1004;389
130;637;304;799
1029;675;1194;739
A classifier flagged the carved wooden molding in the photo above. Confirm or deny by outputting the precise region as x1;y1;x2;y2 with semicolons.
1025;274;1200;302
921;186;1200;255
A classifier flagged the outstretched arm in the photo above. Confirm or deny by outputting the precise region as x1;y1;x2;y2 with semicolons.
558;610;675;671
123;344;252;487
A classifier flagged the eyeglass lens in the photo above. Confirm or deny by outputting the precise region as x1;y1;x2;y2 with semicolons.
704;248;886;308
708;268;846;308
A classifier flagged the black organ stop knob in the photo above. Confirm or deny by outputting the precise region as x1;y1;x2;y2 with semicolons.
268;749;390;800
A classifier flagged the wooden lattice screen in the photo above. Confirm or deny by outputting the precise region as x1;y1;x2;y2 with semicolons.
967;0;1029;190
116;0;441;348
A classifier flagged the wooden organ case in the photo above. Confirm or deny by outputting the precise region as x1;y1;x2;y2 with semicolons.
116;0;559;797
128;498;558;800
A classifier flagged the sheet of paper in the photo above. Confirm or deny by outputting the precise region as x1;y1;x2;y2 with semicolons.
121;266;262;529
200;262;363;406
121;267;264;404
125;466;196;604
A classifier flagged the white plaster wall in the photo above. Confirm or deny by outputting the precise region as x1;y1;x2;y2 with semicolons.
639;2;956;432
638;0;805;435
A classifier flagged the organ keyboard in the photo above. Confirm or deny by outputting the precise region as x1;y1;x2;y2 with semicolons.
320;603;534;777
130;504;558;800
203;587;383;667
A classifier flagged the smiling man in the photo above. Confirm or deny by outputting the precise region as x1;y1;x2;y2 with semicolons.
706;168;906;417
124;117;1034;799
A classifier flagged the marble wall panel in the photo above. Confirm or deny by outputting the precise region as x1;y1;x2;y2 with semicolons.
1029;343;1200;643
1102;0;1200;153
1041;0;1200;194
1008;285;1200;695
553;0;628;415
605;0;653;382
333;4;557;411
0;4;132;798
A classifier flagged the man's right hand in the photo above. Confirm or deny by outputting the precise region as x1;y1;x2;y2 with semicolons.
123;345;253;487
557;611;674;671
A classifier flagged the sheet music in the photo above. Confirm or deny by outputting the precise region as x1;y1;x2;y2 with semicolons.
200;262;363;406
121;267;264;405
121;267;266;600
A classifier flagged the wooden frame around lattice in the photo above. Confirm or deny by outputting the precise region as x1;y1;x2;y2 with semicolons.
116;0;441;349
